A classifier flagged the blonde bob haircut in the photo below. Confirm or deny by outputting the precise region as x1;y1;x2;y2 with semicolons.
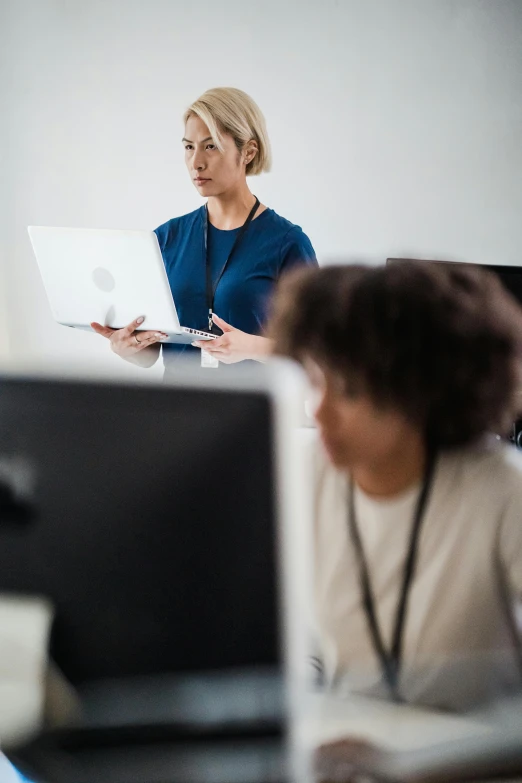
184;87;272;176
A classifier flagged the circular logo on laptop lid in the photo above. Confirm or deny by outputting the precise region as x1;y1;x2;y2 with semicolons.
92;267;115;293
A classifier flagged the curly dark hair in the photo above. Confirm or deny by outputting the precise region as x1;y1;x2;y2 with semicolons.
270;261;522;449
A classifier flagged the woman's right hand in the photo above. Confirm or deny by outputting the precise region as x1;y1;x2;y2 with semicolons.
91;316;167;360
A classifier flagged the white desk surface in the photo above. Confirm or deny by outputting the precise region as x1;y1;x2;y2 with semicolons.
296;691;492;753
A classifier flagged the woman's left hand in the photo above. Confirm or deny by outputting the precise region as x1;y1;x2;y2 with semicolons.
192;314;272;364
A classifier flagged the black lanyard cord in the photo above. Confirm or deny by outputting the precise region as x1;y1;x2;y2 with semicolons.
347;453;437;701
204;196;260;333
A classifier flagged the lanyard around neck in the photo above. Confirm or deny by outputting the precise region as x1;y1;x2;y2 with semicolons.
204;197;260;333
347;454;437;701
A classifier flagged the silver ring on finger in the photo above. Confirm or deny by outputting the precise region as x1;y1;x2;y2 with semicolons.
134;334;142;345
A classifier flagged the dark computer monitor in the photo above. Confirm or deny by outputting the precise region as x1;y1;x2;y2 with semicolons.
386;258;522;447
0;365;307;782
0;373;279;682
386;257;522;307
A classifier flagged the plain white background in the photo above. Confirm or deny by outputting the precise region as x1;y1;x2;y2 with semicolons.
1;0;522;375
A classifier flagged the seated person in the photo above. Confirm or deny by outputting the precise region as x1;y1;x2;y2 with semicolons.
270;260;522;712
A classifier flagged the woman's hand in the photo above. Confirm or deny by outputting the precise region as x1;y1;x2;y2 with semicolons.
91;316;167;366
192;314;273;364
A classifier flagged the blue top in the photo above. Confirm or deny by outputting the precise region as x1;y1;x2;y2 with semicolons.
154;206;318;374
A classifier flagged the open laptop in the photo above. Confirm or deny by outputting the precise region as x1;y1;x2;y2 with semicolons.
27;226;216;344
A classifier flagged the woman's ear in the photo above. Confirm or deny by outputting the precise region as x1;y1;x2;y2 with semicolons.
243;139;259;165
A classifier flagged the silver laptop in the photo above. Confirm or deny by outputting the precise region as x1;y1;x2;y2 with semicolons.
28;226;216;344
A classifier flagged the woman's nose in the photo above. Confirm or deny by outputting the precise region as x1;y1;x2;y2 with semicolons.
192;150;205;171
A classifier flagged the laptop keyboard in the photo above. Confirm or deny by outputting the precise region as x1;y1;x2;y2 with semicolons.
182;328;217;340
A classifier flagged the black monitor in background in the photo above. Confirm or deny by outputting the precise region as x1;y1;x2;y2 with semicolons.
386;257;522;307
386;257;522;447
0;365;306;783
0;375;278;682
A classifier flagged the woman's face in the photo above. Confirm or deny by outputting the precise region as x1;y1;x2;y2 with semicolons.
306;359;415;473
183;114;254;198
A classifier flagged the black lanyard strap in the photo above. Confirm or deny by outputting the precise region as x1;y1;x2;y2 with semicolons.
204;196;260;332
347;453;437;701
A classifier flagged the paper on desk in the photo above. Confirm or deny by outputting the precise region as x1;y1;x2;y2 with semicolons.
0;594;54;748
295;690;492;753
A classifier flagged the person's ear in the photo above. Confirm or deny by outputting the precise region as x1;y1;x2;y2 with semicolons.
243;139;258;166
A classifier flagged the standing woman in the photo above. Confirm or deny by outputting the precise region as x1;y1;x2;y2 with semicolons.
92;87;318;373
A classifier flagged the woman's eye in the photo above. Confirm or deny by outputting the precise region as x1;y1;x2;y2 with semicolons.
206;144;216;150
184;144;193;151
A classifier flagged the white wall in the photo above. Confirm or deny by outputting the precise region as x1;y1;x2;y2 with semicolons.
0;233;9;359
2;0;522;370
0;26;10;362
0;289;9;361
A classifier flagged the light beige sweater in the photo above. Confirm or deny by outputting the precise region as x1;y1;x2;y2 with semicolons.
312;438;522;711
